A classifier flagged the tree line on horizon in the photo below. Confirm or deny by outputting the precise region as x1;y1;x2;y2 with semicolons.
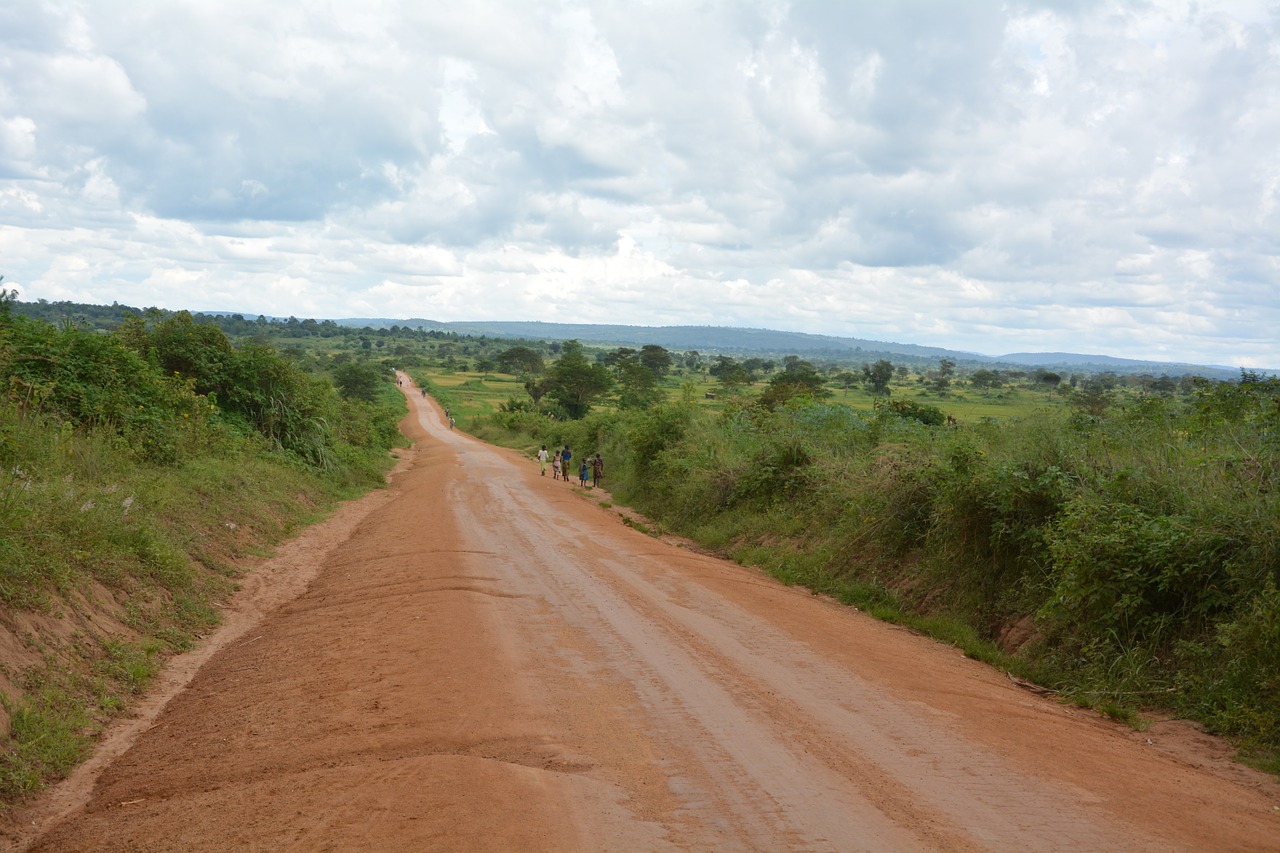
12;296;1254;382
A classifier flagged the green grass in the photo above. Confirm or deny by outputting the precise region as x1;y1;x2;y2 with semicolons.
428;372;527;423
1;682;92;799
0;638;165;801
414;366;1065;437
0;313;412;805
95;639;164;694
1240;750;1280;776
0;400;399;804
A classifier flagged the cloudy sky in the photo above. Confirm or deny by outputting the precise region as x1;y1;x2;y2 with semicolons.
2;1;1277;366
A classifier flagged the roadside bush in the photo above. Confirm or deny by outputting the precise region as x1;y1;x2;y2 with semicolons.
332;361;388;402
926;455;1074;625
1176;581;1280;754
1043;499;1238;647
624;403;695;495
837;444;937;558
0;308;406;802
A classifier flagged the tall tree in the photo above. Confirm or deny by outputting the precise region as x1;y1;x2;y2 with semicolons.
968;368;1003;390
758;358;831;410
496;345;544;376
615;359;662;409
834;370;860;395
862;359;894;396
602;347;637;367
930;358;956;394
638;344;673;378
742;357;767;382
546;340;613;418
710;356;749;394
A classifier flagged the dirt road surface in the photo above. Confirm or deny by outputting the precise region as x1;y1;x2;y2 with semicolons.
8;378;1279;851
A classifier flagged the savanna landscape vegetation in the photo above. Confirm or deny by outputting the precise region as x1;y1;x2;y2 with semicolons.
2;293;1278;812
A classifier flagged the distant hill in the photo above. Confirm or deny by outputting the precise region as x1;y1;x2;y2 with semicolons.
995;352;1238;375
340;318;1248;379
342;318;974;359
8;299;1254;379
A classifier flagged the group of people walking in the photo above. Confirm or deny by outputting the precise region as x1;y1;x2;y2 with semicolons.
537;444;603;488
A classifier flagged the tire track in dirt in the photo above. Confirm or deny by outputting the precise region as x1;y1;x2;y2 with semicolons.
454;467;1155;850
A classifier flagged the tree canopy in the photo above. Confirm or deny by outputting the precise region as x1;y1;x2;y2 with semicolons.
496;345;545;375
546;340;613;418
758;358;831;410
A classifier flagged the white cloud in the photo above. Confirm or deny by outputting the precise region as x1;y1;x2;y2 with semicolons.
33;52;146;125
0;0;1276;367
0;115;38;165
439;58;494;155
552;6;623;115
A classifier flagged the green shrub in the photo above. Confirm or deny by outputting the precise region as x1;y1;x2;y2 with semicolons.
1044;499;1240;646
0;308;408;802
1176;581;1280;751
886;399;946;425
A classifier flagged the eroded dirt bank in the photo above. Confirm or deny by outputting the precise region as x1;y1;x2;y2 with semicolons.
8;378;1279;851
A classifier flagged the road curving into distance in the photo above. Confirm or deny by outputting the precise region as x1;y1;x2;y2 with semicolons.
11;375;1279;851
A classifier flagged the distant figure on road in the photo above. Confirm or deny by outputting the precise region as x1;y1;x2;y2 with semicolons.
448;416;456;430
552;450;562;480
537;445;549;476
561;446;573;485
578;459;589;488
591;453;604;487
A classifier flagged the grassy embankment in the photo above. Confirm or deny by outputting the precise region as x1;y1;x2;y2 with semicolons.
427;364;1280;773
0;307;406;804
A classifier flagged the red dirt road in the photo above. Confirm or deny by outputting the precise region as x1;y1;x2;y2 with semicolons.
10;378;1279;851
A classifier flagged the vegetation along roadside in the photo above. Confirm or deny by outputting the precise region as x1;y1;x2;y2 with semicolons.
0;295;406;804
443;342;1280;776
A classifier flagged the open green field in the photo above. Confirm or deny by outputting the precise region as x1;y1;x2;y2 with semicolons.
412;367;1066;431
423;371;528;421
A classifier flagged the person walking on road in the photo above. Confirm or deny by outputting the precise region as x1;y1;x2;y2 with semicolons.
578;458;589;488
537;445;549;476
591;453;604;487
561;446;573;485
552;449;562;480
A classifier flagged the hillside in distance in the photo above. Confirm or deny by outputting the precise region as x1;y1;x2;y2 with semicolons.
346;318;967;359
8;299;1250;379
343;318;1246;379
